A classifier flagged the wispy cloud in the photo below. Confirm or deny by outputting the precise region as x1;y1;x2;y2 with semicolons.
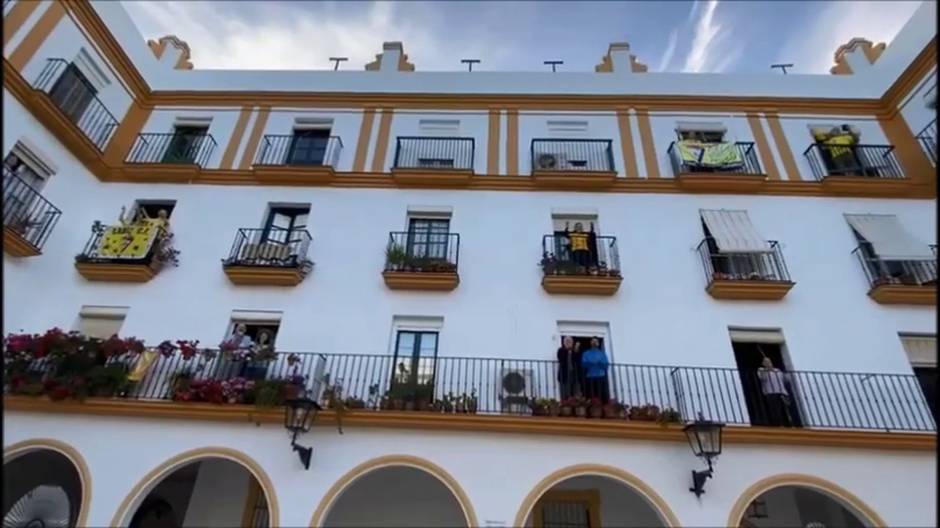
657;29;679;72
682;0;732;73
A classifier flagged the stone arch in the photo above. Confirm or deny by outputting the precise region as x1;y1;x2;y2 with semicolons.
3;438;92;527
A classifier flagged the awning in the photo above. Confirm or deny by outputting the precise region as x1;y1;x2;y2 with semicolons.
901;335;936;367
844;214;934;260
700;209;771;253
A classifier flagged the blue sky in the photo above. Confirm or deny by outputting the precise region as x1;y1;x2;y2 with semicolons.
122;1;922;74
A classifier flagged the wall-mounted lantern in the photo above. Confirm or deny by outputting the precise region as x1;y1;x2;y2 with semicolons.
284;395;320;470
683;413;724;497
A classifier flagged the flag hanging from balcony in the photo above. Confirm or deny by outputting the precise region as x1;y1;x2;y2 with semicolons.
844;214;934;260
700;209;771;253
98;223;160;259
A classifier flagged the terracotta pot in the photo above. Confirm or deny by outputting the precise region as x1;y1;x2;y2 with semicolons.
560;406;574;417
575;406;587;418
589;406;604;419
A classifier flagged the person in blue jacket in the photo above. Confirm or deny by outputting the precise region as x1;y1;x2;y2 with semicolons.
581;337;610;403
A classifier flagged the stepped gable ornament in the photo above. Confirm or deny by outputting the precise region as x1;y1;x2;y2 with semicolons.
147;35;194;70
829;37;885;75
364;41;415;72
595;42;648;73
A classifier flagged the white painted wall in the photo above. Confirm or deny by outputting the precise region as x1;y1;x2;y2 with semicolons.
262;109;364;172
181;459;251;527
518;113;624;177
4;412;935;527
899;68;938;137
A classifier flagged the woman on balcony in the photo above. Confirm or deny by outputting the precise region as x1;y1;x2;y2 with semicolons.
557;336;582;400
758;357;793;427
581;337;610;404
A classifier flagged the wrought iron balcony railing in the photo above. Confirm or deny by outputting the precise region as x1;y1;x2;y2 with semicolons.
541;233;621;276
6;350;934;433
254;134;343;168
2;168;62;252
223;228;312;268
393;137;475;171
917;119;936;166
384;231;460;273
697;238;792;283
852;244;938;288
126;132;218;168
804;144;904;180
531;139;615;172
667;141;762;176
32;59;118;151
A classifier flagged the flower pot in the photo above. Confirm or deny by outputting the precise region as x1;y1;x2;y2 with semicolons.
417;399;431;412
391;399;405;411
531;406;546;416
602;407;622;419
404;400;416;411
560;405;574;417
575;406;587;418
589;406;604;419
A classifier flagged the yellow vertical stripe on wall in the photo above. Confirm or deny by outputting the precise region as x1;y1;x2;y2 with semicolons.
506;110;519;176
238;106;270;170
102;100;151;165
370;109;394;172
764;113;801;181
745;114;781;180
879;113;935;186
634;109;660;179
3;0;42;47
8;1;65;71
220;106;252;169
616;109;639;178
487;109;501;175
352;108;377;172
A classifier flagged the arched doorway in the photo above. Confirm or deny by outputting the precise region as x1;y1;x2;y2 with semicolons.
730;475;884;528
3;444;87;528
515;465;678;528
112;448;277;528
312;455;477;528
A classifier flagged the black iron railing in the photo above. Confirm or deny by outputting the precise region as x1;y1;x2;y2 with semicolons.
385;231;460;273
254;134;343;167
126;132;218;168
804;143;904;180
2;168;62;252
223;228;312;268
75;221;168;265
541;234;621;276
667;141;762;176
852;244;938;289
32;59;118;151
697;238;792;283
918;119;936;166
393;137;475;171
531;139;615;172
6;350;934;432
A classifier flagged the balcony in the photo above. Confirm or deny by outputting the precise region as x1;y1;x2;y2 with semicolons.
222;228;313;286
668;141;766;192
252;134;343;184
541;234;622;295
853;245;937;305
530;139;617;188
383;231;460;291
697;238;795;300
125;132;218;182
74;220;176;282
918;119;936;166
2;168;62;257
391;137;475;186
804;143;907;196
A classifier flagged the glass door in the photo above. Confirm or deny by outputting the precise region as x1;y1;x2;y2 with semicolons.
259;207;308;263
407;218;449;261
390;331;439;404
162;126;207;164
287;129;330;165
49;63;95;124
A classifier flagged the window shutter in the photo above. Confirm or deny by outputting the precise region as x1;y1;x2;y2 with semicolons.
844;214;933;260
700;209;771;253
901;335;937;367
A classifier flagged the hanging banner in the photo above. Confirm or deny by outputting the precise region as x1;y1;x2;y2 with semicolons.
97;222;160;259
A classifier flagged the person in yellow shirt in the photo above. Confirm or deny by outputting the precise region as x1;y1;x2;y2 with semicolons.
817;125;860;175
565;222;596;268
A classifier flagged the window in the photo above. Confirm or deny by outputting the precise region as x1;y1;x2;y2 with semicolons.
287;128;331;165
3;150;47;191
678;129;725;143
729;328;802;428
391;330;439;389
132;200;176;222
406;217;450;260
48;63;96;124
532;490;601;528
263;205;309;244
900;334;937;422
77;306;128;339
845;214;935;285
162;125;209;164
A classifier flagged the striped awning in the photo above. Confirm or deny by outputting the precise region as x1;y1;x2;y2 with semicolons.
844;214;934;260
901;335;936;367
700;209;771;253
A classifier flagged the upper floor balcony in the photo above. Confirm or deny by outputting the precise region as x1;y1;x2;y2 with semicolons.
31;59;118;153
530;139;616;188
74;216;178;283
252;133;344;184
125;131;218;182
222;227;313;286
383;230;460;291
918;119;936;166
667;141;766;192
697;238;794;300
853;243;937;305
804;143;907;195
2;167;62;257
540;233;622;295
391;137;475;186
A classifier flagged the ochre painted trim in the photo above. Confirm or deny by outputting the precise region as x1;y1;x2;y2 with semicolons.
6;397;935;451
3;0;42;47
390;168;473;187
533;490;601;528
506;109;519;175
370;109;394;172
219;106;252;169
352;108;377;172
75;262;158;282
676;172;767;193
241;478;262;528
726;474;887;528
707;280;795;300
879;113;936;186
108;447;279;528
3;226;41;257
252;165;335;185
531;170;618;189
616;110;639;178
383;271;459;291
745;114;781;180
542;275;622;295
103;101;151;165
764;112;802;181
487;109;501;175
309;455;479;527
514;464;680;527
223;265;306;286
8;1;65;71
4;438;93;528
635;109;660;179
238;106;270;170
868;284;937;305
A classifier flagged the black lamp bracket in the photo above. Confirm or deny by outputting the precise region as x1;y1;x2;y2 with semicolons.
291;438;313;470
690;457;715;497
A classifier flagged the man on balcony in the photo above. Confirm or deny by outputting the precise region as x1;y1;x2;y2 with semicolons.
758;357;793;427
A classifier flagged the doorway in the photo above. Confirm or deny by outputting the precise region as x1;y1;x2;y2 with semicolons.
287;129;330;166
731;339;802;427
162;126;208;164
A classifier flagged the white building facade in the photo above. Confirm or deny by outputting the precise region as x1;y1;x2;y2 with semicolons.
2;1;937;527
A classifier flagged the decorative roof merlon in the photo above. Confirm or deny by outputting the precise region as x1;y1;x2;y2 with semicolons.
147;35;193;70
595;42;647;73
365;42;415;72
829;37;885;75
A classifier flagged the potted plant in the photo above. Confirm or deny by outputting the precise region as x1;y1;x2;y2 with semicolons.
454;393;467;413
602;399;625;419
658;407;682;425
629;404;661;422
559;397;577;417
443;392;456;413
588;397;604;418
574;396;589;418
385;243;408;271
466;390;478;414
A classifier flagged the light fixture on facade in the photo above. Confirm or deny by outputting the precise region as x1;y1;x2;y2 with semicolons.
284;395;320;470
683;412;724;497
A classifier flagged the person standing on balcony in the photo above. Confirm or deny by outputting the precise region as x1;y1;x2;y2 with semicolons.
581;337;610;403
557;336;582;400
565;222;596;268
758;357;793;427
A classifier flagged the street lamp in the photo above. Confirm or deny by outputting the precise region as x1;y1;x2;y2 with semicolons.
284;395;320;470
683;413;724;497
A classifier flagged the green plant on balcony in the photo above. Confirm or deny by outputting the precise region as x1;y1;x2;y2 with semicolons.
385;243;408;271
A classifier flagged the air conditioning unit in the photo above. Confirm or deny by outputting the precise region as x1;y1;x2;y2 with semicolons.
535;152;565;170
500;368;533;414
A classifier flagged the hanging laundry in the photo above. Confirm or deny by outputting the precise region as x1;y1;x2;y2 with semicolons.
677;140;743;170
